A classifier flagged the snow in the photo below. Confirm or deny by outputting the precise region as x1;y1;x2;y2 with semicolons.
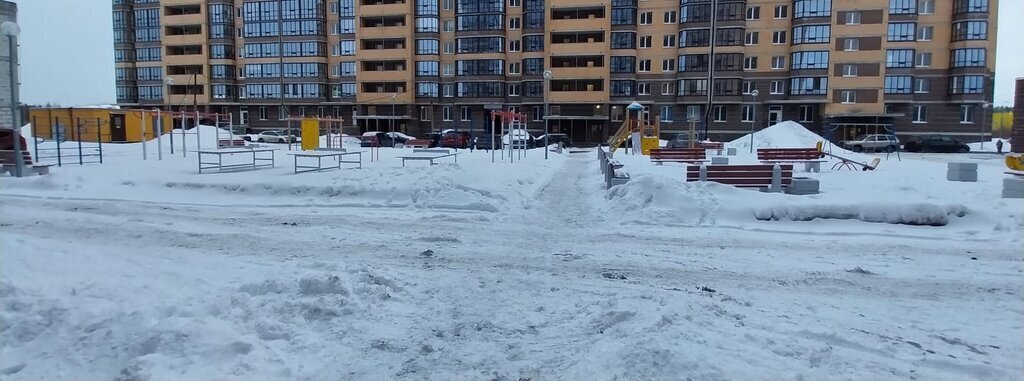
2;121;1023;380
728;121;833;151
968;138;1012;153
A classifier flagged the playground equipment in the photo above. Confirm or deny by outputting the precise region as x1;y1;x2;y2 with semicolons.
286;117;346;151
167;110;235;157
609;102;659;154
816;141;881;171
491;109;530;163
29;117;106;166
1007;154;1024;172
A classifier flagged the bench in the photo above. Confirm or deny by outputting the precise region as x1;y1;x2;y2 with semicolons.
288;150;362;174
197;147;276;173
685;164;793;192
756;148;826;172
650;148;707;165
405;139;433;148
698;142;725;150
396;152;458;167
217;138;247;148
0;149;52;175
413;148;451;154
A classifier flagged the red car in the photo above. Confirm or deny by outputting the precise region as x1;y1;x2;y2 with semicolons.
440;131;472;149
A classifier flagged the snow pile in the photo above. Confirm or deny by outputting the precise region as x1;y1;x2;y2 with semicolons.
318;134;363;147
727;121;828;150
602;175;751;226
753;202;969;226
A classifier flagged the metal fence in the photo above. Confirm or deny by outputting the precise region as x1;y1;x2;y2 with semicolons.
30;117;104;166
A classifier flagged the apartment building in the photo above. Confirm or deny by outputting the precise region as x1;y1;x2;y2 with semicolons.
113;0;998;143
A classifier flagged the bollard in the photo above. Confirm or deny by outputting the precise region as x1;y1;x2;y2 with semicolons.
699;165;708;182
769;164;783;192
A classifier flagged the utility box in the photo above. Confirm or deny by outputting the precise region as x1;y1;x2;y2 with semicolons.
640;136;660;155
300;118;319;151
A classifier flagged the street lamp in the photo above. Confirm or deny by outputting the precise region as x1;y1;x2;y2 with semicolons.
748;89;759;153
543;70;552;159
981;102;990;150
2;21;23;177
391;93;397;147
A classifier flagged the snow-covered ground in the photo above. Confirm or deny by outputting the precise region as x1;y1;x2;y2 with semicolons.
968;138;1013;153
1;123;1022;380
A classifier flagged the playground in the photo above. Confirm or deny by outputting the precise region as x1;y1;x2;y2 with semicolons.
1;114;1023;380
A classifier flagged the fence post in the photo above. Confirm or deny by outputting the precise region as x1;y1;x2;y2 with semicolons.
96;118;103;164
32;115;38;163
699;165;707;182
77;118;84;165
770;164;782;192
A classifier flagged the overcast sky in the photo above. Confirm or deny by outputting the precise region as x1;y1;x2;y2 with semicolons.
13;0;1024;107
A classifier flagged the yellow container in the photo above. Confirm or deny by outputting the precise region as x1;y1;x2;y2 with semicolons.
300;118;319;151
641;136;660;155
1007;154;1024;171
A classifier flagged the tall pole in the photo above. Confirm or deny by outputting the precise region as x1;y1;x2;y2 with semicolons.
141;111;148;160
156;109;163;160
391;93;396;146
4;24;24;177
981;102;990;149
703;0;719;142
543;70;551;159
749;90;758;153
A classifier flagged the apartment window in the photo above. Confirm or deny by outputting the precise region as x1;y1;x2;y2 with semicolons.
638;82;651;95
443;63;453;76
444;41;455;54
954;0;987;14
509;17;520;30
532;106;543;121
919;0;935;14
417;18;440;33
918;26;933;41
742;81;756;94
888;23;916;42
914;78;929;93
949;75;984;94
746;6;760;20
259;107;268;120
638;59;651;72
951;48;986;67
792;25;831;44
841;90;856;104
845;12;860;25
953;21;988;41
416;61;440;76
611;8;636;25
460;106;470;121
913;105;927;123
790;77;829;95
677;79;707;96
611;32;636;49
741;105;753;122
774;5;789;18
745;32;759;45
443;20;454;32
661;82;673;95
611;80;635;96
338;40;355;55
662;59;675;72
793;0;831;18
800;105;814;122
611;56;636;73
509;39;521;52
443;0;453;10
743;57;758;70
509;0;520;6
440;106;451;121
664;11;676;23
416;39;440;55
713;105;727;122
509;62;520;74
660;106;673;122
771;56;785;70
960;105;974;123
886;49;915;68
885;75;913;94
916;52;932;67
508;83;520;96
663;35;676;48
443;83;454;97
843;64;858;77
639;11;653;25
639;35;652;48
772;31;787;44
523;35;543;52
889;0;916;14
770;80;784;94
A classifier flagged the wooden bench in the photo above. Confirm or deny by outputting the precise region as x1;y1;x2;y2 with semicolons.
685;164;793;192
217;138;247;148
0;149;52;175
756;148;826;172
650;148;707;165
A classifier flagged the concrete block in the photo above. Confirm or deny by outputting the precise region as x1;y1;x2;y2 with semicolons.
727;148;737;156
946;170;978;182
1002;188;1024;198
1003;177;1024;192
711;157;729;165
787;177;820;195
803;162;821;172
947;162;978;172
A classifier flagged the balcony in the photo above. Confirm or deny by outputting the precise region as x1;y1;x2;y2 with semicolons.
549;79;608;103
358;25;411;39
359;1;410;17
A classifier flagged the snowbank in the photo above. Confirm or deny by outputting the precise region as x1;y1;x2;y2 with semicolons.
727;121;828;150
968;138;1012;153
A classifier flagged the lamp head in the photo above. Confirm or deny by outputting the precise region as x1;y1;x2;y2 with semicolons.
1;22;20;37
751;90;759;97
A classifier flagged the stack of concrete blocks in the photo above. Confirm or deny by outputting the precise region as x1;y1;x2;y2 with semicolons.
1004;176;1024;198
727;148;737;156
786;177;820;195
947;162;978;182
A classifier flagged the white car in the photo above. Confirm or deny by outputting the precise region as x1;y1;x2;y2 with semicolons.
256;130;295;143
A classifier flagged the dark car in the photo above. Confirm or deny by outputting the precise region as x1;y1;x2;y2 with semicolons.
903;135;970;153
665;134;691;149
440;131;473;149
474;135;502;150
536;133;571;148
360;132;402;147
0;128;26;150
425;132;443;148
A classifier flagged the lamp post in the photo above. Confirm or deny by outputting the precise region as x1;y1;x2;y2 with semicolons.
391;93;397;147
543;70;552;159
3;21;23;177
163;77;175;154
748;89;759;153
981;102;990;150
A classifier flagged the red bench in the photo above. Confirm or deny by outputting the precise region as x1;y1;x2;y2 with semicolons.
650;148;707;165
218;138;247;148
685;164;793;191
698;142;725;150
756;148;826;172
0;149;51;175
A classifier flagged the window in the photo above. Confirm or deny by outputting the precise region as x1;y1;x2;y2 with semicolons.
416;39;440;54
790;77;829;95
952;21;988;40
746;6;760;20
661;82;673;95
774;5;789;18
914;78;929;93
888;23;916;42
611;8;636;25
772;31;787;44
745;32;759;45
610;80;635;96
338;40;355;55
662;59;675;72
611;32;636;49
610;56;636;73
949;75;984;94
845;12;860;25
663;35;676;48
842;64;858;77
639;11;652;25
913;105;927;123
664;11;676;23
416;17;439;33
457;106;471;121
714;106;727;122
416;61;440;76
443;0;453;10
742;81;756;94
800;105;814;122
886;49;915;68
677;79;708;96
919;0;935;14
259;107;268;120
532;106;544;121
509;62;520;74
508;83;520;96
960;105;974;123
918;26;933;41
509;17;520;30
509;39;521;52
523;35;543;52
792;25;831;44
841;90;856;104
660;106;673;122
638;59;651;72
916;52;932;67
639;35;652;48
844;38;859;51
444;41;455;54
743;56;758;70
770;80;784;94
791;51;829;69
638;82;650;95
679;29;711;47
884;75;912;94
443;63;453;76
793;0;831;18
951;48;986;67
509;0;520;6
443;83;454;97
741;105;754;122
889;0;916;14
954;0;988;14
771;56;785;70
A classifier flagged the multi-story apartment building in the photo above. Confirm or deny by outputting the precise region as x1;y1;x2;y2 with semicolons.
113;0;998;144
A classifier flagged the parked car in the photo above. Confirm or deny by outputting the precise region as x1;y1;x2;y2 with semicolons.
666;134;691;149
386;132;416;142
903;135;971;153
535;133;571;147
359;132;405;147
425;132;443;148
502;130;536;148
440;131;473;148
0;128;27;150
474;135;501;150
840;134;900;152
256;130;296;143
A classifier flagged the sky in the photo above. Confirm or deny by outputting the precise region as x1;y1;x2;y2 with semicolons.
12;0;1024;107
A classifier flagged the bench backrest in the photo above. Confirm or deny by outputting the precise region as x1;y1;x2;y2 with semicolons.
757;148;821;161
0;150;33;166
650;148;706;161
685;164;793;187
406;139;432;147
698;142;725;149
